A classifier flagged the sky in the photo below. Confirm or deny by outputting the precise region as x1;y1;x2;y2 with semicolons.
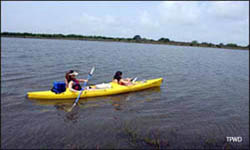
1;1;249;46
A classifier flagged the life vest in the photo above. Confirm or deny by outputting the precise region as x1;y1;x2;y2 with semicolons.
72;79;82;90
119;81;126;85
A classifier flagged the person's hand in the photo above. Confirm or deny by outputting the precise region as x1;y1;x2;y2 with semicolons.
125;78;131;81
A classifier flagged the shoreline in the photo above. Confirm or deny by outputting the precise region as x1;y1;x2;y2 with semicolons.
1;35;249;51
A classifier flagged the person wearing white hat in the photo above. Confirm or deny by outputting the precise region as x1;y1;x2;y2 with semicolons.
65;70;88;92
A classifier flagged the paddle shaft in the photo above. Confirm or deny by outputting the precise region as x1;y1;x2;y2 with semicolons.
73;74;92;105
72;67;95;106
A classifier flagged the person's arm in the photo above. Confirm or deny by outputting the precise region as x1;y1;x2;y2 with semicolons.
124;78;132;82
65;78;68;88
78;79;88;82
68;81;80;92
112;79;118;83
122;79;135;86
120;79;132;86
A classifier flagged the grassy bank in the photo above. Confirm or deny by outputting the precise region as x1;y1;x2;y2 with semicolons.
1;32;249;50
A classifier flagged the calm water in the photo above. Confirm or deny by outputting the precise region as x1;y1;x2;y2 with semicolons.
1;37;249;149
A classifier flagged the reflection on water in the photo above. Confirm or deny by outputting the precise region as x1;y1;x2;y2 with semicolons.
55;104;73;112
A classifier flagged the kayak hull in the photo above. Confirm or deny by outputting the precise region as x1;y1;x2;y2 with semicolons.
27;78;163;100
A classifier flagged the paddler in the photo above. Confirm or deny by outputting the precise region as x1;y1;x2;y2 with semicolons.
112;71;136;86
65;70;88;92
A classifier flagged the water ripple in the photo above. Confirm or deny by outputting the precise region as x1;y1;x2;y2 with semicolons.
1;37;249;149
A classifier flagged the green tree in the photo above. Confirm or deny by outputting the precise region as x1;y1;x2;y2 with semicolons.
201;42;208;45
191;40;199;45
219;43;224;46
133;35;141;41
158;38;170;42
226;43;238;47
207;43;214;47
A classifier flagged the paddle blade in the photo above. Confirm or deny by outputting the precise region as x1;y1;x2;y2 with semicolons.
90;66;95;75
132;77;137;83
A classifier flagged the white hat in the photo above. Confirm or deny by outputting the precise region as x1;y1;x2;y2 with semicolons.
69;71;78;76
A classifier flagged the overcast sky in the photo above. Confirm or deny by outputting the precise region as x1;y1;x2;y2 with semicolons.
1;1;249;46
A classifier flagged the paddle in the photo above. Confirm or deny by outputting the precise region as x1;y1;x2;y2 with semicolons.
131;77;137;83
70;66;95;110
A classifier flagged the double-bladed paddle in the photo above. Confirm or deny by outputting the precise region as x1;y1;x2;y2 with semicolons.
69;66;95;111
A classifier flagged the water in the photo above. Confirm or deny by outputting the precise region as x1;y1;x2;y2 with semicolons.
1;37;249;149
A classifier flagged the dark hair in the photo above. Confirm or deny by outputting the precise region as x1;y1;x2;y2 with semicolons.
65;70;75;83
113;71;123;82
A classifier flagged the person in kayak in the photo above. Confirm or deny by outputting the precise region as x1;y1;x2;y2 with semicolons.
112;71;134;86
65;70;88;92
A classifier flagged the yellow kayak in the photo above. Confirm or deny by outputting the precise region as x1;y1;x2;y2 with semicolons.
27;78;163;100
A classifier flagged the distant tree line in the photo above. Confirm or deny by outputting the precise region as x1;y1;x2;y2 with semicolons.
1;32;248;50
1;32;138;41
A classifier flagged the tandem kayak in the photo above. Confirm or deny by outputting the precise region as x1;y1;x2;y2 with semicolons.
27;78;163;100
